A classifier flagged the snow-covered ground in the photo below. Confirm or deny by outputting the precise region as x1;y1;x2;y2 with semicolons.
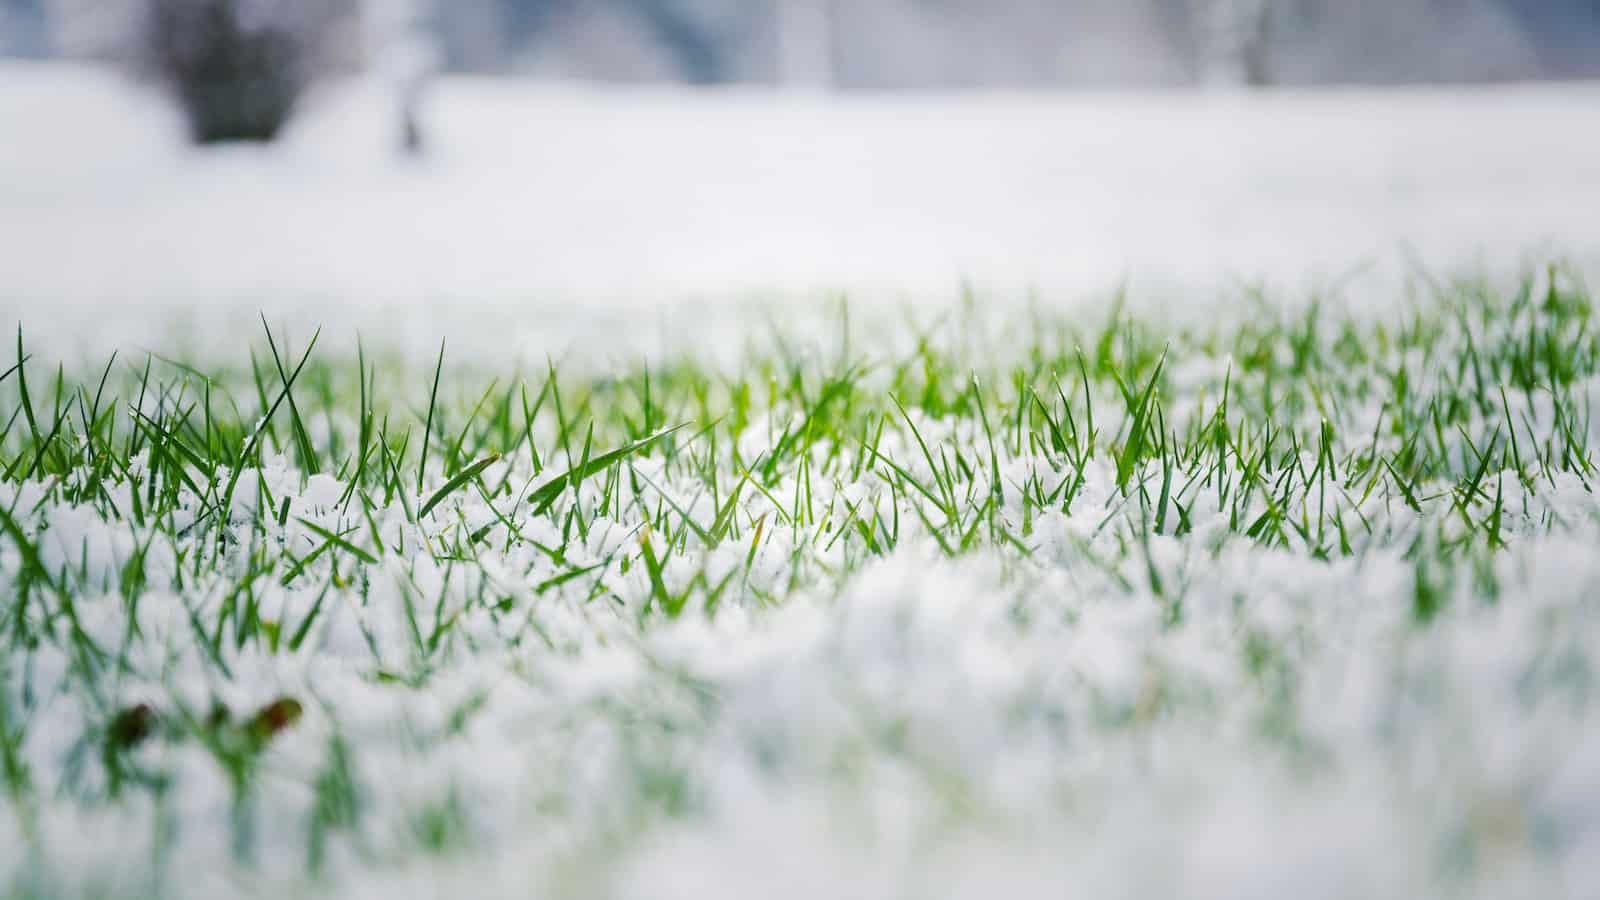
3;61;1599;360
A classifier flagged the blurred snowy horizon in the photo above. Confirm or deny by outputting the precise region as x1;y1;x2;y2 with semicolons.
3;58;1599;367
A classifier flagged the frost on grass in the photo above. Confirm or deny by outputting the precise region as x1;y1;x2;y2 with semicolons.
4;267;1600;898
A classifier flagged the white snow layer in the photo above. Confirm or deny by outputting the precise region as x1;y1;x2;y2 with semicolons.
2;61;1599;362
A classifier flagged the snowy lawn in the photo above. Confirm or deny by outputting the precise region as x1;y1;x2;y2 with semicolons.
5;265;1600;898
4;62;1600;899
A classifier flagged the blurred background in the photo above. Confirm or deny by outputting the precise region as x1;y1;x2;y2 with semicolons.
3;1;1599;365
5;0;1600;94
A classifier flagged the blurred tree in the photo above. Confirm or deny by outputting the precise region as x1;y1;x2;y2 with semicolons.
366;0;440;154
1501;0;1600;76
775;0;835;87
0;0;50;57
1265;0;1540;84
617;0;726;83
433;0;743;83
429;0;504;71
142;0;357;142
1198;0;1274;85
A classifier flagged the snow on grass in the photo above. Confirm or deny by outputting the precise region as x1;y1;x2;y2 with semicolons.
4;264;1600;897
